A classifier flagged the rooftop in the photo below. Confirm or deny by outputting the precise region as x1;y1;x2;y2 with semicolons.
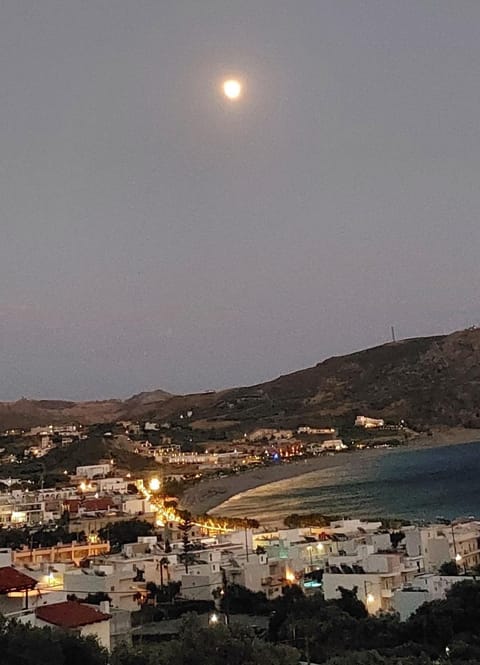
35;600;111;628
0;566;37;594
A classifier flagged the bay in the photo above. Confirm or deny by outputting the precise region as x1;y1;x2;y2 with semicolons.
210;441;480;524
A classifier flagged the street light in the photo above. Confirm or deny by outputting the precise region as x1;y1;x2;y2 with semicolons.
285;569;296;583
364;581;375;609
149;477;160;492
455;553;467;575
209;612;219;625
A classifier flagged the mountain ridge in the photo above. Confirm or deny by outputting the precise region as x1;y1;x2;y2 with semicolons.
2;328;480;430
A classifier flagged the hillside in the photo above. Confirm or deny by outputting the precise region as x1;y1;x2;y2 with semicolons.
3;328;480;430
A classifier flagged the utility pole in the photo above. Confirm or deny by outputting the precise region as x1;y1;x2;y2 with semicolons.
221;568;230;626
451;523;458;559
305;635;311;665
391;326;396;343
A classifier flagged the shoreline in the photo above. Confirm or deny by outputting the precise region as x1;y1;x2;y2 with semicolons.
179;427;480;517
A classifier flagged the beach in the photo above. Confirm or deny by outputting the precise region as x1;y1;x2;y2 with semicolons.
179;427;480;516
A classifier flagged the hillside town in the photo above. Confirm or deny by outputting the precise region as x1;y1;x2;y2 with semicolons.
0;416;475;655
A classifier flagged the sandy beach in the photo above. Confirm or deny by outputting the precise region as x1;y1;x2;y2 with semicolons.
179;427;480;516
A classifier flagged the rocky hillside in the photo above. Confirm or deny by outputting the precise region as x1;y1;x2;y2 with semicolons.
3;328;480;430
159;328;480;431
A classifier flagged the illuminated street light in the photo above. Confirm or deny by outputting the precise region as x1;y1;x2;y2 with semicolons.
285;569;296;583
209;612;219;625
364;581;375;609
149;477;161;492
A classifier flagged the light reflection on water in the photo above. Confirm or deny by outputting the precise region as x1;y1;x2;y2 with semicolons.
210;441;480;523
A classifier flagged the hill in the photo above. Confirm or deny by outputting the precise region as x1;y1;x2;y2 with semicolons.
3;328;480;430
222;327;480;429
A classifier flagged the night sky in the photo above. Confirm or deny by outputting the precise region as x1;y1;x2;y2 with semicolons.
1;1;479;400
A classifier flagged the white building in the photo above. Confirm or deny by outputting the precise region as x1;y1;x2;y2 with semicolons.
297;427;337;436
244;429;294;442
19;600;111;651
404;521;480;573
64;562;139;611
392;574;474;620
96;477;129;493
320;439;346;451
323;551;418;614
355;415;385;429
76;464;111;479
144;422;160;431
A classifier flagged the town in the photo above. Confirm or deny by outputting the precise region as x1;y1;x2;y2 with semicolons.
0;416;476;662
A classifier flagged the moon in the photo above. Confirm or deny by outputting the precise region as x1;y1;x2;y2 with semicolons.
223;79;242;100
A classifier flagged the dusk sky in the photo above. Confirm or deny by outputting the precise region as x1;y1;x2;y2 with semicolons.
1;1;480;400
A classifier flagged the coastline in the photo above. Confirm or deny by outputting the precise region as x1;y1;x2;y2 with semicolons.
179;427;480;516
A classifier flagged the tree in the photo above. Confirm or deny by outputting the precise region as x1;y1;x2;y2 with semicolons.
111;613;299;665
177;510;193;574
404;580;480;656
438;560;459;576
220;583;270;615
98;519;153;551
284;512;332;528
0;616;108;665
144;580;180;605
390;531;405;549
145;581;158;605
336;586;368;619
159;556;170;588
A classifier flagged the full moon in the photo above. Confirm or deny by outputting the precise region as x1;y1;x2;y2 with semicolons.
223;79;242;100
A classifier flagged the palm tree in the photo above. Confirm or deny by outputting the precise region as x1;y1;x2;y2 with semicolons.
159;556;170;588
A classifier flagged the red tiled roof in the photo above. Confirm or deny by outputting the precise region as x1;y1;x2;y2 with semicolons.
0;566;37;594
35;600;111;628
83;498;114;512
64;498;113;514
64;499;81;513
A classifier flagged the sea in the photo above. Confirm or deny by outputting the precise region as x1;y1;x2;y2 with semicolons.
209;441;480;524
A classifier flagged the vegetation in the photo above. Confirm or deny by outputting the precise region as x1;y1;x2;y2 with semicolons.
284;513;410;530
284;513;334;528
0;616;107;665
111;613;298;665
267;580;480;663
6;580;480;663
1;434;158;482
220;583;271;615
438;560;460;576
98;519;154;551
0;524;86;550
177;510;193;573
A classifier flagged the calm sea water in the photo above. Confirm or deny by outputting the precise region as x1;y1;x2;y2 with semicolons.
210;441;480;524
